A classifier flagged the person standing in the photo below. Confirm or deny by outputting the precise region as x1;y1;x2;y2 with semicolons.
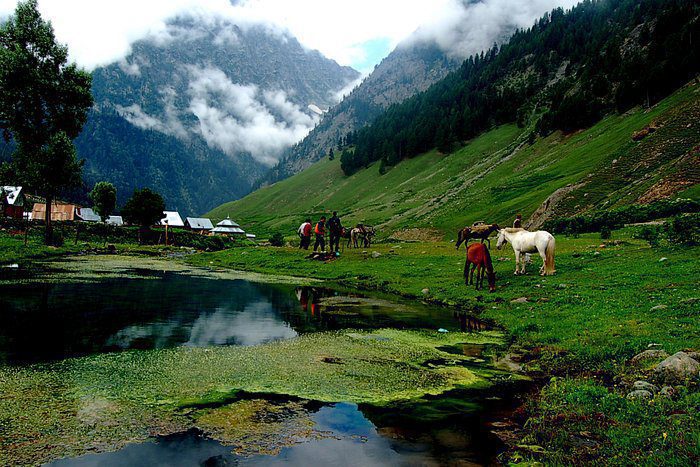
327;211;343;253
513;213;523;229
298;218;312;249
314;216;327;252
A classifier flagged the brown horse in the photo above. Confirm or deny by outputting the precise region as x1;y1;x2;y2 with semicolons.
464;243;496;292
456;223;500;250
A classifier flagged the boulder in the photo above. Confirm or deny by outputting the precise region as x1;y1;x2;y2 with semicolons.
421;288;430;296
659;386;676;398
371;251;382;258
626;389;653;400
632;380;659;393
653;351;700;385
510;297;528;304
630;349;668;365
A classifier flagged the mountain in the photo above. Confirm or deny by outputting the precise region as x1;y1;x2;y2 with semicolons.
261;42;461;184
207;82;699;238
209;0;699;236
76;16;358;215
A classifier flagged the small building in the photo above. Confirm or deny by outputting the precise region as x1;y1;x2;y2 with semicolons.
106;215;124;226
211;217;245;236
31;202;78;222
185;217;214;232
159;211;185;227
75;207;101;222
1;186;25;219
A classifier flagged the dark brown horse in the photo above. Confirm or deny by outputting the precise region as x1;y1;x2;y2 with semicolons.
456;223;500;250
464;243;496;292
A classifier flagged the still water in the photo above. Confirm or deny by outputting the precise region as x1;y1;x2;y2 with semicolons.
0;258;509;466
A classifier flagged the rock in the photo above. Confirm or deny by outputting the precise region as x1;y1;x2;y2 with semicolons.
599;244;606;248
556;283;567;289
654;351;700;385
627;389;653;400
510;297;528;304
650;305;668;311
371;251;382;258
421;288;430;296
687;351;700;361
659;257;668;262
659;386;676;398
593;251;601;256
630;349;669;365
632;380;659;393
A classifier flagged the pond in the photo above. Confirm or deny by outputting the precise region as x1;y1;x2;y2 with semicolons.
0;256;521;466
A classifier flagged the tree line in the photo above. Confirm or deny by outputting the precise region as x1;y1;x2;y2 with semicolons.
340;0;700;175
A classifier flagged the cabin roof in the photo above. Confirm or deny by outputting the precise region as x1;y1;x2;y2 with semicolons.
159;211;185;227
76;207;101;222
186;217;214;230
106;215;123;226
2;186;23;205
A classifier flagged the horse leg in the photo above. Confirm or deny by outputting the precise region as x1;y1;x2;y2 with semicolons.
463;260;469;286
514;251;521;275
538;247;547;276
486;238;491;249
469;263;476;286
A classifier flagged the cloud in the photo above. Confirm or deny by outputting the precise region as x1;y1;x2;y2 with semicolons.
187;66;319;165
116;86;188;139
0;1;580;71
406;0;581;59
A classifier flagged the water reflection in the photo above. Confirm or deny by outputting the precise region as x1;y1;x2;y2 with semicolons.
49;402;499;467
0;271;488;364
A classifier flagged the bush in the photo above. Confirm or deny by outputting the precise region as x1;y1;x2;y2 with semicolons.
600;225;611;239
665;213;700;246
269;232;285;247
544;199;700;235
634;225;661;247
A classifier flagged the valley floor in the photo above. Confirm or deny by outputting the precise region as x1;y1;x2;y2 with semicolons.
187;230;700;464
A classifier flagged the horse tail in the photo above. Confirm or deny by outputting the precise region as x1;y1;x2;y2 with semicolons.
544;235;556;275
483;244;493;271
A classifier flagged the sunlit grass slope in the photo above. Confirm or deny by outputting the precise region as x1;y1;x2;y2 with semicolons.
209;84;699;238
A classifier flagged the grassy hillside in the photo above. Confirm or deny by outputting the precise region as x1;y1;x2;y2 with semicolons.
209;83;699;239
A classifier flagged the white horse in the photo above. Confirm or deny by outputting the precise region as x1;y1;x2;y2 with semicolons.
496;228;556;276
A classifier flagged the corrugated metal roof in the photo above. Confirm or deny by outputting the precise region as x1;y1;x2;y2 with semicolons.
216;218;240;227
106;215;123;226
2;186;23;205
212;226;245;235
159;211;185;227
186;217;213;230
76;207;101;222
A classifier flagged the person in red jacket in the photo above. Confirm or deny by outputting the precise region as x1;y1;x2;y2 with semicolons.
314;216;326;252
298;218;312;249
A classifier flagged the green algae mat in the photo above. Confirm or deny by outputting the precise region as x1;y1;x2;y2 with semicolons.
0;328;508;465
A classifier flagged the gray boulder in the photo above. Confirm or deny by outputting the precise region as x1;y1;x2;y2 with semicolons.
626;389;653;400
654;351;700;385
632;380;659;393
630;349;669;365
659;386;676;398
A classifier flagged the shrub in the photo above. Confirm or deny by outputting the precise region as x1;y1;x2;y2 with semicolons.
600;225;611;239
635;225;661;247
664;213;700;246
269;232;285;247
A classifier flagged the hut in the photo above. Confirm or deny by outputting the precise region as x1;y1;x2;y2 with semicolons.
106;215;124;226
211;217;245;236
185;217;214;233
1;186;25;219
31;202;78;221
159;211;185;227
75;207;101;222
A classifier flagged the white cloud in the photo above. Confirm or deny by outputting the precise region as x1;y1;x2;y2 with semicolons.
187;66;318;165
0;1;581;70
407;0;581;59
116;86;188;139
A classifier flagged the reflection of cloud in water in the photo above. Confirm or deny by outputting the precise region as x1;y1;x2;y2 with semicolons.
106;299;297;349
185;301;297;347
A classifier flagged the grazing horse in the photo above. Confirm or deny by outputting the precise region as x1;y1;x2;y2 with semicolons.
496;228;556;276
456;223;500;250
464;243;496;292
350;225;375;248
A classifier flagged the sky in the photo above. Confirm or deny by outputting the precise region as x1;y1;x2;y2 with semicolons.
0;0;580;73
